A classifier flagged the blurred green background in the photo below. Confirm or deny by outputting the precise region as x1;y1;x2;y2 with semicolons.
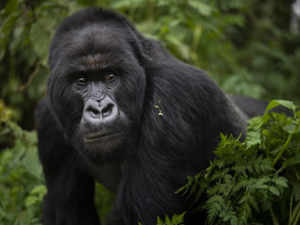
1;0;300;224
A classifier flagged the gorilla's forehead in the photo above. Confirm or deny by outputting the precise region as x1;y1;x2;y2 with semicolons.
65;24;131;59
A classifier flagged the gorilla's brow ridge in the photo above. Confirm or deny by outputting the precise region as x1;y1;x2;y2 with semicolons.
80;54;125;72
62;53;125;78
83;54;109;66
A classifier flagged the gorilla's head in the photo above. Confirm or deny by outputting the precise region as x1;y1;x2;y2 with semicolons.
47;8;147;163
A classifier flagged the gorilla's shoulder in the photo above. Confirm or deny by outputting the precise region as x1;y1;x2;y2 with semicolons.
35;97;62;134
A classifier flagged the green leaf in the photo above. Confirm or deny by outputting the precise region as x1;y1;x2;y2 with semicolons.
269;186;280;196
30;19;52;66
246;130;261;148
156;213;185;225
188;0;212;16
111;0;145;9
165;35;190;60
31;185;46;196
283;122;297;134
25;196;38;207
265;100;296;114
2;0;19;16
0;11;19;60
22;145;42;180
247;116;264;131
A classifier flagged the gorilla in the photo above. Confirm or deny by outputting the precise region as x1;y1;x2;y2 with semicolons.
36;7;260;225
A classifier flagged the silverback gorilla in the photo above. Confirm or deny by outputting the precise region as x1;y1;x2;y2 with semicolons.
36;8;253;225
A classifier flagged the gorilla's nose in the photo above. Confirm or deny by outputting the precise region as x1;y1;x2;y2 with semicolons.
83;97;118;125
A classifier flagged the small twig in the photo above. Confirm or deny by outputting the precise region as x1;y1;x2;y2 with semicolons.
18;61;40;92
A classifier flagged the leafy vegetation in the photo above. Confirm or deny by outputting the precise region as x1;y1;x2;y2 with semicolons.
1;0;300;224
0;101;43;225
177;100;300;225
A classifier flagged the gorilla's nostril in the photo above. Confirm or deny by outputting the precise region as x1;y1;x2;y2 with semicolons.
102;103;114;118
87;106;100;117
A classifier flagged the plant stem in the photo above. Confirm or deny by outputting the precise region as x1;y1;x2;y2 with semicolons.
270;208;280;225
291;202;300;225
272;133;293;167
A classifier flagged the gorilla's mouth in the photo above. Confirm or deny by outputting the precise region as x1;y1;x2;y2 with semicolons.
84;131;123;143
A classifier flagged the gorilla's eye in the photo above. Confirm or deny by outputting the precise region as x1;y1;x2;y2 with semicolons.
104;74;116;82
75;77;88;86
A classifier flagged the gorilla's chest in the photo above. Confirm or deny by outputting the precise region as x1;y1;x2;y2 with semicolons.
87;162;122;192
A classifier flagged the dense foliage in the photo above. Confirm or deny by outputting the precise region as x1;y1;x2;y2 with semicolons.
0;101;43;225
1;0;300;224
178;100;300;225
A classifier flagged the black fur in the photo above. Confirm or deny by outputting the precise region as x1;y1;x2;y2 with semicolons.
36;8;248;225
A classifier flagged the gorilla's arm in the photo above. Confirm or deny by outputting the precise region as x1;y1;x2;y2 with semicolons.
230;95;268;118
35;98;100;225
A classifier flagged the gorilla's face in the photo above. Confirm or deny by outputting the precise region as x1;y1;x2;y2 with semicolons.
48;23;146;163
